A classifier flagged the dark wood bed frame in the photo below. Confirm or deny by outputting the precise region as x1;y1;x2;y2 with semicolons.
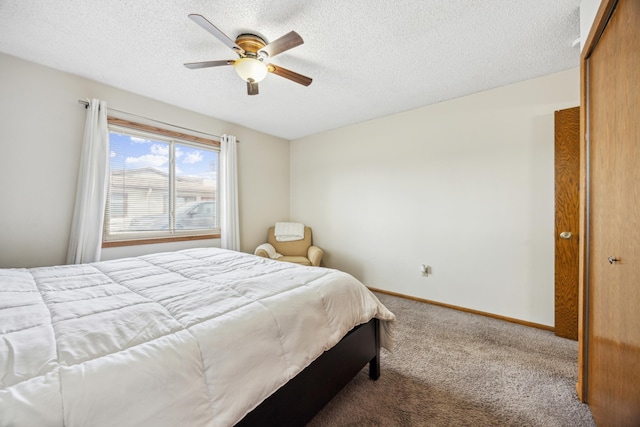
236;318;381;426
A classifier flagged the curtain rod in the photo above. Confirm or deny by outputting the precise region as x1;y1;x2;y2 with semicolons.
77;100;239;142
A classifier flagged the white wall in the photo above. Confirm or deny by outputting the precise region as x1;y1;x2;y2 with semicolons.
291;68;580;326
0;52;290;268
580;0;603;50
0;51;581;325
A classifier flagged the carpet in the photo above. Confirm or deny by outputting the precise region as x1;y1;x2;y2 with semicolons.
307;293;595;426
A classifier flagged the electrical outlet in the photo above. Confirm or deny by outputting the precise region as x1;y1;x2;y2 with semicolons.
420;264;432;277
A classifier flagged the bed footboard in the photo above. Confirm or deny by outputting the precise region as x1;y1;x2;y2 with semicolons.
236;318;380;426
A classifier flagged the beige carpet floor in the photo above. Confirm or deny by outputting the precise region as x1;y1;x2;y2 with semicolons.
307;293;595;427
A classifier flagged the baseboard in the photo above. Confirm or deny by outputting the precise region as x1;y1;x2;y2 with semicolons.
369;287;554;332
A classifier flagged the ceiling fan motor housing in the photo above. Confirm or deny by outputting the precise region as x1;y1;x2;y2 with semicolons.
236;34;267;59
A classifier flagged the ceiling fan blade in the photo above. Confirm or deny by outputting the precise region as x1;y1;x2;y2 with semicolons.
188;14;244;55
184;60;235;69
267;64;312;86
259;31;303;58
247;79;259;95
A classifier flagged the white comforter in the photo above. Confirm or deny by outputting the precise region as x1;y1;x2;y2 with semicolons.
0;248;395;427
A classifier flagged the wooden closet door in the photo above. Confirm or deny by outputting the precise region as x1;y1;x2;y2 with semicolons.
585;0;640;424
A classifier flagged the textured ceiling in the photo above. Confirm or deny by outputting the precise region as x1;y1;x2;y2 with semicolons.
0;0;580;140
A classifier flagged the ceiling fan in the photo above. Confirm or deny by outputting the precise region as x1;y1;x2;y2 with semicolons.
184;14;312;95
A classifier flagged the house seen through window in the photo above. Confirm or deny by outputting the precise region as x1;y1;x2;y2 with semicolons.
103;119;220;245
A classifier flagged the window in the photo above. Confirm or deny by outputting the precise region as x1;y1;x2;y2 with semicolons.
103;118;220;246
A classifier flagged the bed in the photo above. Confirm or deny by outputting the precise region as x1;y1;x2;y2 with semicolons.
0;247;395;426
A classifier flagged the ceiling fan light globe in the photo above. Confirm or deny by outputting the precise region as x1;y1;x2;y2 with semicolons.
234;58;268;83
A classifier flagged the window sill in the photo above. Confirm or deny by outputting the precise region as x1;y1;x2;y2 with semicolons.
102;233;221;248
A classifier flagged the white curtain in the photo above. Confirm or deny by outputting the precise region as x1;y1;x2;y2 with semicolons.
220;134;240;251
66;99;109;264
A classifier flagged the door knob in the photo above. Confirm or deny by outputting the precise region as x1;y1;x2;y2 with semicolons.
560;231;573;239
608;256;620;264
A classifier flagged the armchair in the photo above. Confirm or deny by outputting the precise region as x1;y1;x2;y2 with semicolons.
255;226;323;266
